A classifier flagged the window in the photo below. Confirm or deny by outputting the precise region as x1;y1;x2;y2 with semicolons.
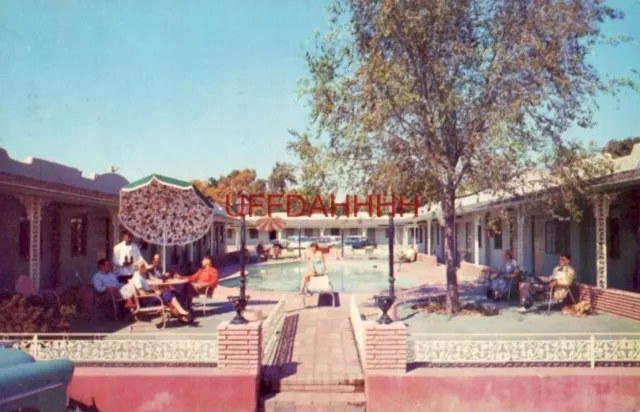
349;228;359;236
545;220;570;254
608;218;620;259
330;228;340;236
417;227;423;243
284;228;295;237
465;222;472;250
227;228;234;239
249;229;259;239
477;225;483;248
70;215;88;256
494;221;503;249
304;228;313;237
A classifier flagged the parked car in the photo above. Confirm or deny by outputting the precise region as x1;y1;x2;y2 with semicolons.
315;237;332;248
325;236;342;247
270;238;289;249
0;347;74;412
344;236;366;246
286;236;313;249
352;238;377;249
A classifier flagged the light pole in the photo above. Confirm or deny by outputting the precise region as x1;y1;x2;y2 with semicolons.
229;192;250;324
375;200;396;324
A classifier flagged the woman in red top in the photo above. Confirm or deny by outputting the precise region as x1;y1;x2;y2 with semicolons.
178;255;219;309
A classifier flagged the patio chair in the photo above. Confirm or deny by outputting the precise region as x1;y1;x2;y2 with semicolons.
195;284;215;316
129;288;168;330
302;274;335;307
545;285;577;313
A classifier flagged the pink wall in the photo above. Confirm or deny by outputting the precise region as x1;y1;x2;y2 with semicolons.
417;253;437;265
366;368;640;412
68;367;258;412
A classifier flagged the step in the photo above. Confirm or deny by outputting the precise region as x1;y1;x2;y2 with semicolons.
259;391;366;412
261;369;365;393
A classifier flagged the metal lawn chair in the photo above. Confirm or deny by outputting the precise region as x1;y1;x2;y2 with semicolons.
545;284;577;313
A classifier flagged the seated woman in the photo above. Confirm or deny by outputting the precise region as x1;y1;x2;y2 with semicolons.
131;262;193;324
299;242;326;295
485;250;520;301
399;246;417;263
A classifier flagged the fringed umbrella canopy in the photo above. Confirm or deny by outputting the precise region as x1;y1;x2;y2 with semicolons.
255;216;286;232
119;174;213;271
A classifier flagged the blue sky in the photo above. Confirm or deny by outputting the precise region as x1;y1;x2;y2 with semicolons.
0;0;639;183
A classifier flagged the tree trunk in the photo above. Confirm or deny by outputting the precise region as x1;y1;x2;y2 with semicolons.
442;189;460;315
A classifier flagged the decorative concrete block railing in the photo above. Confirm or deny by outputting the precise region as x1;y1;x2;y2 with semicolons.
578;284;640;321
217;321;262;371
407;333;640;368
2;333;218;365
261;295;287;364
349;296;365;364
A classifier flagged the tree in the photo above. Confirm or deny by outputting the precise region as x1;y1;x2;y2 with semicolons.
291;0;636;314
268;162;299;194
603;136;640;158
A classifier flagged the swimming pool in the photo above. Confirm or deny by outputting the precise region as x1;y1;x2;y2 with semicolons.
220;261;417;293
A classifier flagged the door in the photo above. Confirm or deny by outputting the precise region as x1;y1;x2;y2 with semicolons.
532;217;544;275
366;228;376;242
269;230;277;241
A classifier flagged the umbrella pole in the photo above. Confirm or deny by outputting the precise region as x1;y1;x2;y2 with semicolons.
163;243;166;275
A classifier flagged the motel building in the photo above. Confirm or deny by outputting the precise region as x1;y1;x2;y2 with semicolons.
228;143;640;304
1;144;640;307
0;148;236;293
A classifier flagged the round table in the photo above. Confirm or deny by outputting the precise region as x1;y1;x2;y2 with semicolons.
148;278;188;289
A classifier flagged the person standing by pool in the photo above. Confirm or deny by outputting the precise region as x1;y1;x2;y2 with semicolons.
299;242;326;295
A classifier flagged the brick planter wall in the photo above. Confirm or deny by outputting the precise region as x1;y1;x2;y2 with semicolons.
417;253;437;265
363;321;407;373
217;320;263;371
578;284;640;321
459;261;490;279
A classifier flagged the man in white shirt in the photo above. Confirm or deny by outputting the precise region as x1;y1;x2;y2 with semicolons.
112;230;145;277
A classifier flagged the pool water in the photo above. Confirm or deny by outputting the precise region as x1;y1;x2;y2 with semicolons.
220;261;417;293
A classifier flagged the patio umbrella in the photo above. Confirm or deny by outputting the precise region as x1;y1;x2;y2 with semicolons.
254;216;286;233
118;174;213;272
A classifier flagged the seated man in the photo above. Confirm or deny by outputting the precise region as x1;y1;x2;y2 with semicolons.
271;243;283;259
178;256;219;309
399;246;417;263
517;253;576;313
91;259;134;317
147;254;165;280
256;241;268;261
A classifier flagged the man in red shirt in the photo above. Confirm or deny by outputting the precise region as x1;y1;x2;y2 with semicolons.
179;255;219;309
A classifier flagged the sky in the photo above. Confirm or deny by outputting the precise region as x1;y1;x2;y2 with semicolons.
0;0;639;183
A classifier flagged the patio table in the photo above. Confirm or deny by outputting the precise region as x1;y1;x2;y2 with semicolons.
147;278;188;290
